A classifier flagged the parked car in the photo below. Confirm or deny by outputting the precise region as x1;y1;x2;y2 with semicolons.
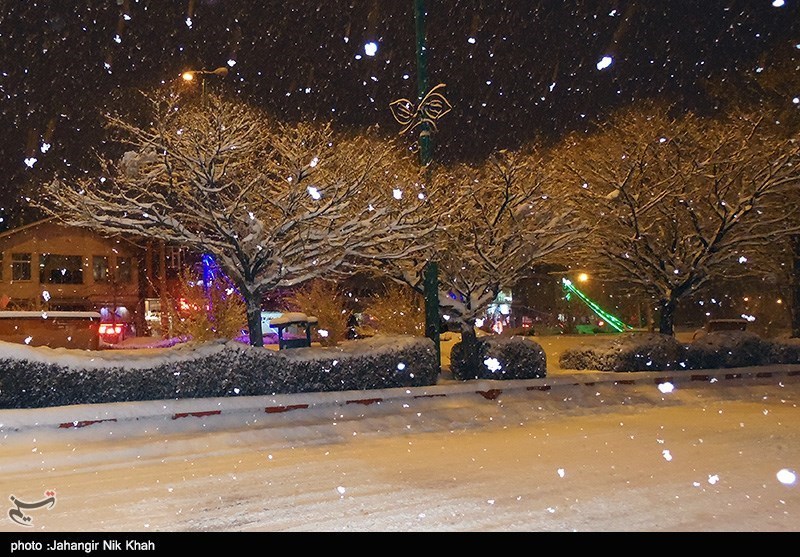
99;320;134;345
692;318;748;340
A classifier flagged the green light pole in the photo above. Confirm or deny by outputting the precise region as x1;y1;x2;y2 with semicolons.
414;0;441;371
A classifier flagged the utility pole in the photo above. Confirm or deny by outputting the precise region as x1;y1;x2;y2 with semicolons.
414;0;441;371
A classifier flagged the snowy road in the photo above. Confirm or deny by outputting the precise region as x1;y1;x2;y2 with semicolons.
1;373;798;532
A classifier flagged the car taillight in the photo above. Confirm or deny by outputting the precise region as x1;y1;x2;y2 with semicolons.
99;324;122;336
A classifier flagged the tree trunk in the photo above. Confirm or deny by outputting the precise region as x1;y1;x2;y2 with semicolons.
658;299;676;336
158;240;170;338
644;300;655;332
245;294;264;347
791;235;800;338
134;250;149;337
459;323;481;378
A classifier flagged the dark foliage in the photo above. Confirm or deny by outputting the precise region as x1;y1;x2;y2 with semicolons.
0;336;438;409
559;331;800;372
450;336;546;381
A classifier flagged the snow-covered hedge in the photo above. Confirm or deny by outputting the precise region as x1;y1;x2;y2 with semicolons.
450;336;546;381
684;331;775;369
0;335;438;409
559;332;684;372
559;331;800;372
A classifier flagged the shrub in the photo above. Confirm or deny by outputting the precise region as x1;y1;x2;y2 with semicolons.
0;336;439;409
360;284;425;336
167;265;246;342
283;280;349;346
768;337;800;364
451;336;546;380
685;331;774;369
559;333;684;372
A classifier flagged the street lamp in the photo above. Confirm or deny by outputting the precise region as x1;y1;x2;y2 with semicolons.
180;66;229;97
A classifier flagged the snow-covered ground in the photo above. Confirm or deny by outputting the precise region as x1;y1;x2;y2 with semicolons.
0;373;797;532
1;331;797;532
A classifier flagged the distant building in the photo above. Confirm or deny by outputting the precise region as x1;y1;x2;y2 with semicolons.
0;218;145;334
0;218;195;338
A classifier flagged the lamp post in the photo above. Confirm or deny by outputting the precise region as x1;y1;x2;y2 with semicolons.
181;66;229;98
413;0;441;372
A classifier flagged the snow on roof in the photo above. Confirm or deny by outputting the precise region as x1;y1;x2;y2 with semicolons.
269;312;318;325
0;311;102;319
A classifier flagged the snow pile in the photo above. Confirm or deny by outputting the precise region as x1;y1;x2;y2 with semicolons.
0;335;438;409
559;331;800;372
450;336;546;380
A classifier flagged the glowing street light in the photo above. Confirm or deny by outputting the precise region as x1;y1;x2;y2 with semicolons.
180;66;229;97
181;66;229;81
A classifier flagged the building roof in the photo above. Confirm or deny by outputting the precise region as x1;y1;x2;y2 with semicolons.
0;217;146;250
0;217;58;241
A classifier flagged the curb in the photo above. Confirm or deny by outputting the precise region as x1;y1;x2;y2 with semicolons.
2;365;800;433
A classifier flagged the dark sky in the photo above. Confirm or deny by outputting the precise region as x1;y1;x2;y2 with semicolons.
1;1;798;228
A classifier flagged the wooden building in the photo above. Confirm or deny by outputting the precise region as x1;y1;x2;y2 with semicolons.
0;218;150;336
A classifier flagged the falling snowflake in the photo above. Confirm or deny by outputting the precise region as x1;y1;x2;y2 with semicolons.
596;56;613;70
658;382;675;394
484;358;502;372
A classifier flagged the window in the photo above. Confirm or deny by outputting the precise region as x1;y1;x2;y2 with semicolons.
115;257;132;283
11;253;31;281
93;256;110;283
165;246;182;270
39;254;84;284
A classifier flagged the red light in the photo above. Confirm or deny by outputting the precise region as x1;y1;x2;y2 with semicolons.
99;323;123;341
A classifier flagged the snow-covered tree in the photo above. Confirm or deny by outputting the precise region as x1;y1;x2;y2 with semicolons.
706;40;800;336
377;147;586;373
558;101;800;336
38;91;434;346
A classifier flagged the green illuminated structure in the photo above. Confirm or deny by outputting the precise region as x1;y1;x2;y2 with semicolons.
561;278;632;333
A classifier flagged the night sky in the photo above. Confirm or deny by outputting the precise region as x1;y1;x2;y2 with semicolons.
1;1;798;229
